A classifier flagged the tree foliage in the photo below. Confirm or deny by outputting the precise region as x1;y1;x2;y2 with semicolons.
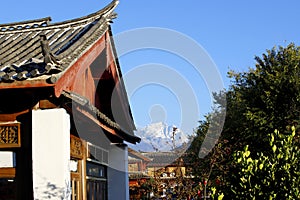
232;127;300;199
187;43;300;198
227;43;300;147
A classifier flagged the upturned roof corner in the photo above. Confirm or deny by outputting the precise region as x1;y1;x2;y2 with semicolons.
0;0;119;84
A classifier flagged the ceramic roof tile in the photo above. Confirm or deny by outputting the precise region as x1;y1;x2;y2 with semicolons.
0;0;118;83
142;152;180;167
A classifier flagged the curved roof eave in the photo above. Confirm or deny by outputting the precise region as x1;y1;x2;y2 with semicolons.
0;0;119;85
0;0;119;33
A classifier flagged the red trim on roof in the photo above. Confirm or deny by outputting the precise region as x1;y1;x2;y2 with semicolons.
0;79;53;89
53;32;107;97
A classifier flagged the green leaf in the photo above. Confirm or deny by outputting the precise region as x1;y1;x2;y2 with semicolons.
244;150;251;158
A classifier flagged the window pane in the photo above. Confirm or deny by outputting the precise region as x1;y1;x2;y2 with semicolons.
86;162;106;178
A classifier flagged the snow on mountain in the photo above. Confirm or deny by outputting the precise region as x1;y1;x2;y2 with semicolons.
129;122;190;152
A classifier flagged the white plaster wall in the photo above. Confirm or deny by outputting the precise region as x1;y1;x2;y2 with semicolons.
108;144;129;200
32;109;70;200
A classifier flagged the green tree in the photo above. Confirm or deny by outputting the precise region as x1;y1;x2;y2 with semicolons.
231;127;300;199
187;43;300;197
227;43;300;148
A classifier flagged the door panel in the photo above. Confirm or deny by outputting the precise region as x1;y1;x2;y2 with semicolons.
87;179;107;200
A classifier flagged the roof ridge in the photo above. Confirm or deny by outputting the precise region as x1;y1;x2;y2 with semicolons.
0;0;119;33
0;17;51;32
48;0;119;28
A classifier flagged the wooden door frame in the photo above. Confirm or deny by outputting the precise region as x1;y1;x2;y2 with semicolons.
70;135;87;200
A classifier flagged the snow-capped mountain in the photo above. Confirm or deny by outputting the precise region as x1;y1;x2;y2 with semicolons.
128;122;190;152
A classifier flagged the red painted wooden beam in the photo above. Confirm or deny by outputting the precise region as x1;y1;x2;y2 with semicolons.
53;32;107;98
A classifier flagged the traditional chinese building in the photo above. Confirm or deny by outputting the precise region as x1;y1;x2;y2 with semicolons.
128;150;192;199
143;152;186;178
128;148;152;178
127;148;152;199
0;0;140;199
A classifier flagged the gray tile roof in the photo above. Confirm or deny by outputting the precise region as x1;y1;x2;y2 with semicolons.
142;152;182;167
0;0;118;83
128;148;152;162
62;91;141;144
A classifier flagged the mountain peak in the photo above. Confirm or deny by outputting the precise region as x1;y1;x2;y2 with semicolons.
130;122;190;152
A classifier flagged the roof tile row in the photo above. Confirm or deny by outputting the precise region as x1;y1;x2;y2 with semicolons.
0;0;118;83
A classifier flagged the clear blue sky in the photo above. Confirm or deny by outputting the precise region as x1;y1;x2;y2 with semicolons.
1;0;300;135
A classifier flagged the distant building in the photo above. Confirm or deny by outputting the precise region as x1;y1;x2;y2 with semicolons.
128;148;152;199
0;0;140;200
128;148;152;179
143;151;187;178
128;149;191;199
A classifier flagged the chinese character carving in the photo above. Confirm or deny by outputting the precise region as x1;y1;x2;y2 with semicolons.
71;136;84;159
